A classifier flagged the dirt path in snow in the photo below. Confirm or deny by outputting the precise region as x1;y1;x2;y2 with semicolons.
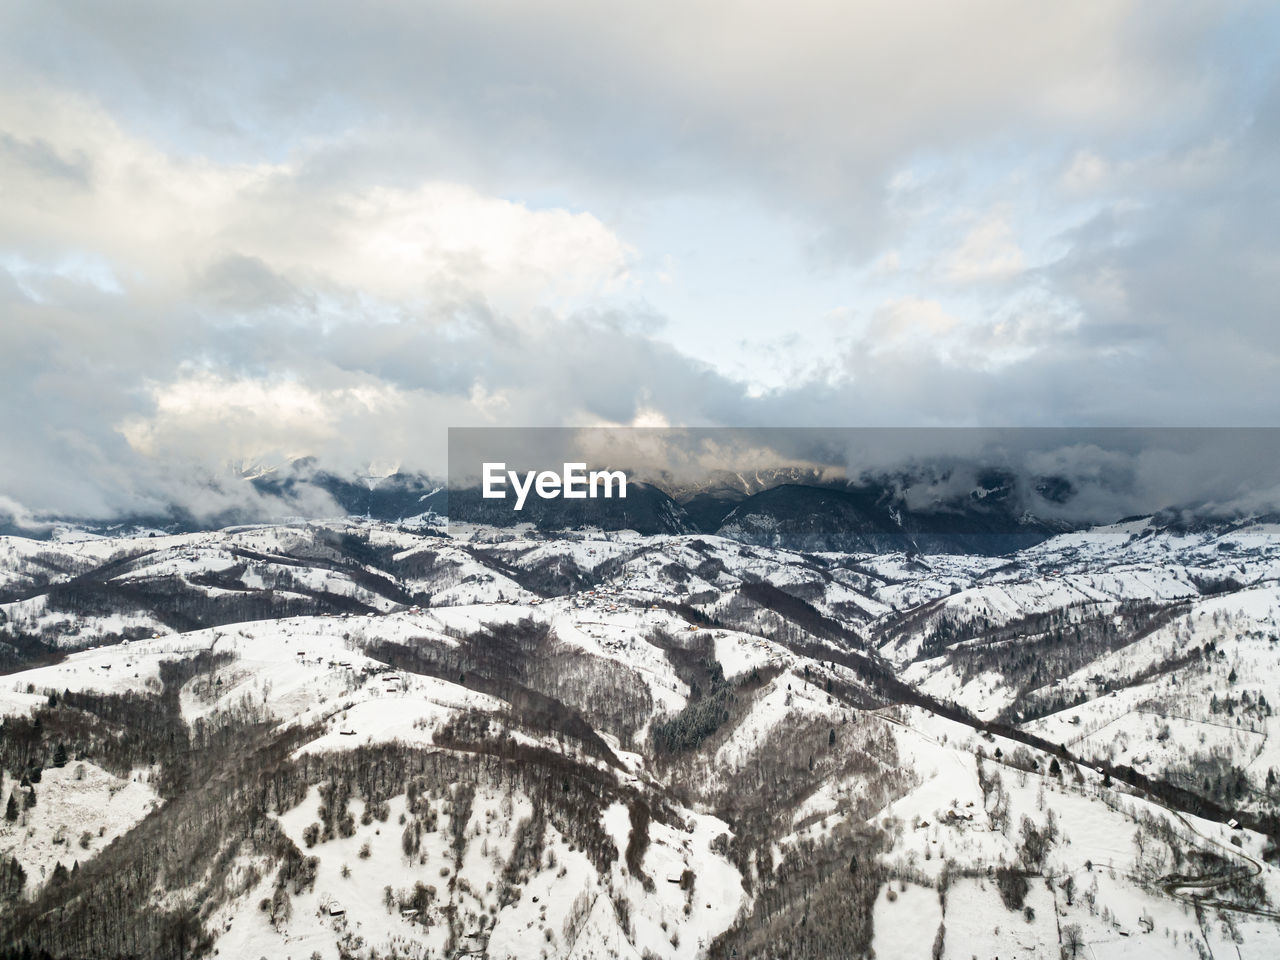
1157;808;1280;919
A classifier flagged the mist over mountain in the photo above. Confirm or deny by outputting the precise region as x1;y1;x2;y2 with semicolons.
5;442;1278;559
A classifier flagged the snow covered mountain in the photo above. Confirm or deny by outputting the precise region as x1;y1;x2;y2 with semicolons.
3;516;1280;958
3;460;1091;556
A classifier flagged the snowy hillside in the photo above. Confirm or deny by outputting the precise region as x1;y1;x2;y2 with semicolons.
3;516;1280;957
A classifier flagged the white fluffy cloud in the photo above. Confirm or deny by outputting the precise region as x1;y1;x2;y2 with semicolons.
0;88;630;315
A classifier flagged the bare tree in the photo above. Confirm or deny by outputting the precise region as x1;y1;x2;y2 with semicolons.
1062;922;1084;958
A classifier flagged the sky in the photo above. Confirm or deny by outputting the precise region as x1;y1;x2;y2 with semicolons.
1;1;1278;522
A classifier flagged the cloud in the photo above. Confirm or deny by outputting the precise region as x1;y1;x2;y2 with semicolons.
1061;149;1111;192
0;2;1276;524
0;2;1245;237
858;298;961;353
943;211;1027;283
0;86;644;520
0;87;631;315
119;374;407;463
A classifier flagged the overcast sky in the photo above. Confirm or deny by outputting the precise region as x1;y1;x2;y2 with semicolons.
2;1;1278;521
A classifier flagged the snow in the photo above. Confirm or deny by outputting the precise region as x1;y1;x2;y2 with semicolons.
294;683;508;756
5;516;1280;956
872;881;942;959
218;778;747;960
940;876;1058;959
712;673;830;770
712;629;776;679
0;761;159;898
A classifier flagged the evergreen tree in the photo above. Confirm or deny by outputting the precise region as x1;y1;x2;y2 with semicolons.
52;743;68;768
3;792;16;823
